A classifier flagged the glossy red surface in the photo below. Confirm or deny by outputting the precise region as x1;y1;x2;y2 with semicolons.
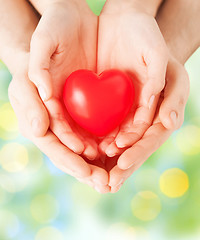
63;69;135;136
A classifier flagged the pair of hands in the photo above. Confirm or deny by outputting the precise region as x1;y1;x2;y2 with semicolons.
8;0;190;193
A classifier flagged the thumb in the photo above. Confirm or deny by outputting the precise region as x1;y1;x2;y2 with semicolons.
142;51;168;109
159;60;190;130
29;29;55;101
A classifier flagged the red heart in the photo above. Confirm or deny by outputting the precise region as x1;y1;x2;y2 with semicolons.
63;69;135;136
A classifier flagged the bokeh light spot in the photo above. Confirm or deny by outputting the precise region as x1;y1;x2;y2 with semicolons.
176;125;200;155
131;191;161;221
0;172;31;193
0;143;28;172
0;210;20;239
160;168;189;198
30;194;59;223
35;227;64;240
0;103;18;140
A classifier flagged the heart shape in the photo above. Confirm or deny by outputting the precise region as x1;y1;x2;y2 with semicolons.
63;69;135;136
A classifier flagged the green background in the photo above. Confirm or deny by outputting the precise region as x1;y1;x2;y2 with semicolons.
1;1;200;240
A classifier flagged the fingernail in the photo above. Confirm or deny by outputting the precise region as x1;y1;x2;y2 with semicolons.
106;151;116;157
31;118;40;132
148;95;155;109
170;111;177;125
38;86;47;101
116;139;126;148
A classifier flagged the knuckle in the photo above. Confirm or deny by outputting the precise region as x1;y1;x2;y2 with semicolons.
178;96;186;107
31;30;48;45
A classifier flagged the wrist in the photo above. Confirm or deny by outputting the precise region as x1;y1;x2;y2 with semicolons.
156;0;200;64
1;49;29;76
103;0;163;16
29;0;88;15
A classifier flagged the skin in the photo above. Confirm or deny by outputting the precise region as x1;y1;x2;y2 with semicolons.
98;0;169;157
108;0;200;192
156;0;200;64
109;57;190;193
28;0;100;160
28;0;170;193
1;0;199;193
0;0;110;193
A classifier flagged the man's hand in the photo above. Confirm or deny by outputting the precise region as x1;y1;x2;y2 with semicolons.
8;52;110;193
108;56;190;192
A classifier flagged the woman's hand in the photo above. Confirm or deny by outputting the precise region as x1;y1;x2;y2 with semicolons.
29;0;99;160
98;0;169;157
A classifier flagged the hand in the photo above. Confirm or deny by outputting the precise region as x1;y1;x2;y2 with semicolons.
107;56;190;192
98;1;169;157
8;52;110;193
29;0;99;160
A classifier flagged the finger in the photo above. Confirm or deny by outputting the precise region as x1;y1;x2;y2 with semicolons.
76;129;99;160
8;75;49;137
99;127;119;154
29;29;55;101
94;184;111;194
31;130;91;178
77;177;111;194
159;61;190;129
105;141;120;157
142;50;168;108
115;96;159;149
109;165;127;187
89;164;109;186
111;184;123;193
109;161;144;189
82;140;99;160
117;122;172;170
45;98;85;154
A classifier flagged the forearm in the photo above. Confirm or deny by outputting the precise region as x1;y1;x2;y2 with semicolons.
28;0;63;14
29;0;87;14
103;0;163;16
156;0;200;64
0;0;39;75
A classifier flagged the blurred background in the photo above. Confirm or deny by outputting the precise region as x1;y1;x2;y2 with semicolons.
1;1;200;239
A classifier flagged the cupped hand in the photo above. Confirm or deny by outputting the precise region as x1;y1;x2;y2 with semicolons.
98;2;169;157
29;0;99;160
8;52;110;194
107;56;190;192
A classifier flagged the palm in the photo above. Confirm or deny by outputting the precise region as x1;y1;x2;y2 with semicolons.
30;1;99;159
98;10;168;156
